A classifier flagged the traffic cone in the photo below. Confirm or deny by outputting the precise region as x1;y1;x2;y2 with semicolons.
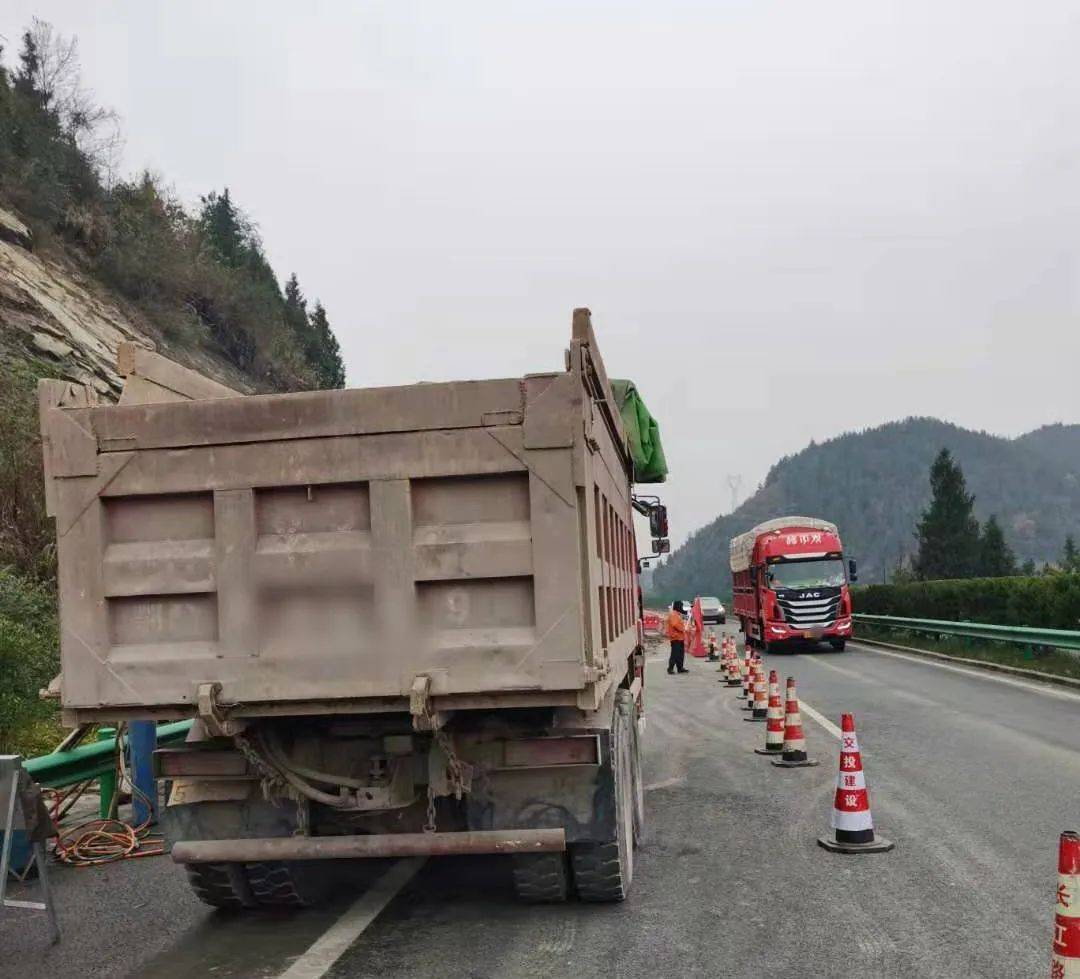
754;670;786;753
725;646;742;687
817;714;893;853
706;630;718;661
741;659;756;709
716;638;731;675
1051;831;1080;977
739;655;752;699
772;677;819;768
745;662;768;721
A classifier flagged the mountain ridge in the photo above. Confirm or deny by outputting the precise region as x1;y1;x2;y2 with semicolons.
649;417;1080;600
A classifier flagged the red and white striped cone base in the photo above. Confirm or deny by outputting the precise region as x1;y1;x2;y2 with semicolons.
755;670;786;753
1051;831;1080;977
772;677;819;768
817;714;894;854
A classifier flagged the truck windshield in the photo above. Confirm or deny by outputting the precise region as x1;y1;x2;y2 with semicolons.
768;559;846;589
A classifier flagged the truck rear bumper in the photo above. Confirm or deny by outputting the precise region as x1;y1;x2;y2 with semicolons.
171;828;566;863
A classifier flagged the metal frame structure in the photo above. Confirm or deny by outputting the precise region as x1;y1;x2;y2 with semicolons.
0;756;60;943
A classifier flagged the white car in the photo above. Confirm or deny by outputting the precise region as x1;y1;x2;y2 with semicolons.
697;596;726;624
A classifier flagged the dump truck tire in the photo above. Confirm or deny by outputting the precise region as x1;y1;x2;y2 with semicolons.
571;691;634;902
244;861;325;908
511;853;570;903
185;862;254;910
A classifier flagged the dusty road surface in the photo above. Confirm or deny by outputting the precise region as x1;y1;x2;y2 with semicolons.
2;628;1068;978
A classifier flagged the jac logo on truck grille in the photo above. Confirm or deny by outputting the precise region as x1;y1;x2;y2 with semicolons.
797;591;822;599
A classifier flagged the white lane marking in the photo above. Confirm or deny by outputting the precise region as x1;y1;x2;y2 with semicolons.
799;655;868;681
796;698;841;740
852;643;1080;705
645;776;688;792
276;857;425;979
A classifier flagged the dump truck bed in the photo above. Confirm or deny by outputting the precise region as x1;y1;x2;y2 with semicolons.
42;311;642;724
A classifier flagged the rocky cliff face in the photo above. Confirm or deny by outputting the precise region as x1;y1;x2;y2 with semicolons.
0;205;253;398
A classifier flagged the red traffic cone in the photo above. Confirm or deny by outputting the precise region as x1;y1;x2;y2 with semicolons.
754;670;786;753
817;714;893;853
772;677;819;768
724;646;742;687
741;658;761;709
745;662;768;722
1051;831;1080;977
739;655;752;700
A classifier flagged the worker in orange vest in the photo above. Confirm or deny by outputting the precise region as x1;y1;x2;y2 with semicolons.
666;601;689;674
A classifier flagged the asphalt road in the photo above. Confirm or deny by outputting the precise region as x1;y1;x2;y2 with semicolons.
3;630;1071;978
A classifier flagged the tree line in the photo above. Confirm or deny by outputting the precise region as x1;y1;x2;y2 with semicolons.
908;448;1077;581
0;18;345;392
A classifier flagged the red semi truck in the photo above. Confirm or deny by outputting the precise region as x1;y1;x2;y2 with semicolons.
730;517;856;652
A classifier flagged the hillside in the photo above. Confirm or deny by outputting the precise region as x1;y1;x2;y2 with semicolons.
649;418;1080;601
0;19;349;753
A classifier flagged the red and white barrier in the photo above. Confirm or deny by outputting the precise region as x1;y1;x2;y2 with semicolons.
1052;831;1080;977
817;714;893;854
642;610;663;634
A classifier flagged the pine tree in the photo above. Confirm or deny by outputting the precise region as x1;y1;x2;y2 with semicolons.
1021;558;1037;577
283;273;309;338
913;448;982;580
978;514;1016;577
197;189;247;268
1064;536;1079;572
309;301;346;389
14;30;41;103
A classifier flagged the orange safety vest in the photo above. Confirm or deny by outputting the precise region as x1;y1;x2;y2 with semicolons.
665;609;686;641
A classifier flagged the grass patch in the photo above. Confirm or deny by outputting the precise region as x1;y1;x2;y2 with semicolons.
856;622;1080;682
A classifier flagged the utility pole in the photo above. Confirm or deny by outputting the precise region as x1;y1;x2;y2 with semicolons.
726;474;742;513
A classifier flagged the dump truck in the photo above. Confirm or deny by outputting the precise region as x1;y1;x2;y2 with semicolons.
39;309;668;906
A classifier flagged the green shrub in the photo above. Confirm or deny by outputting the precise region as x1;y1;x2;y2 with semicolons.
854;574;1080;631
0;569;61;755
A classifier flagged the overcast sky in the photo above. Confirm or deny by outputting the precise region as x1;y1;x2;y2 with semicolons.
4;1;1080;545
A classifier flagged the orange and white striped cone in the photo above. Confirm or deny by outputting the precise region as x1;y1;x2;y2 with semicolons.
818;714;893;853
772;677;819;768
744;659;762;708
754;670;786;753
716;639;731;675
745;662;769;722
1051;831;1080;977
739;655;752;700
707;631;719;662
725;645;742;687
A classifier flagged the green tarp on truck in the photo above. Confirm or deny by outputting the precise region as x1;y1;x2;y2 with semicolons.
610;378;668;484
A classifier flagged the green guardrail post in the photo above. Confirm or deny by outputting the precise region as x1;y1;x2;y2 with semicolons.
97;726;116;818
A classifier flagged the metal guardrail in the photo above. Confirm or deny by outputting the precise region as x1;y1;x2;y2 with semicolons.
853;614;1080;651
24;721;193;789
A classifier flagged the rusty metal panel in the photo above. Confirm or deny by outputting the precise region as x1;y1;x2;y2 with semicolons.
44;311;639;716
